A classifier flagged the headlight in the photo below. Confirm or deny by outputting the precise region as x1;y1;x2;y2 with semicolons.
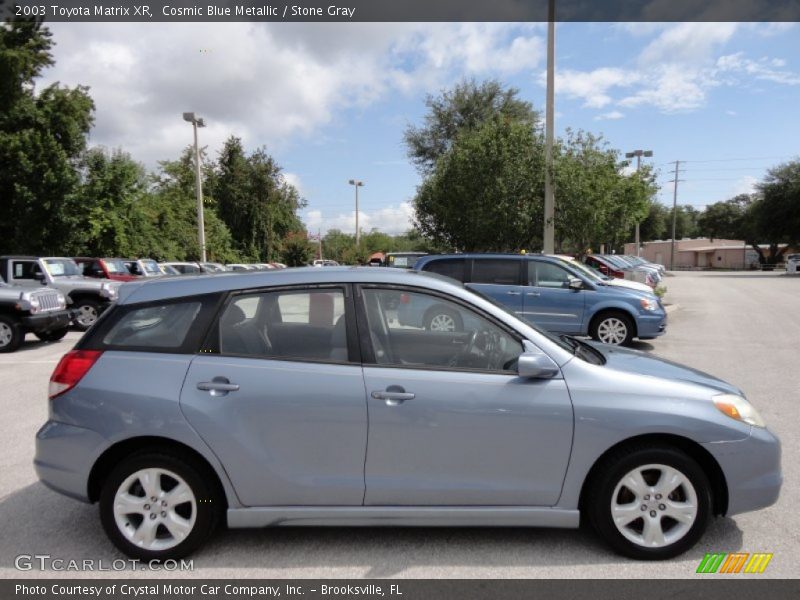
640;297;658;311
100;283;119;300
713;393;766;428
57;293;67;309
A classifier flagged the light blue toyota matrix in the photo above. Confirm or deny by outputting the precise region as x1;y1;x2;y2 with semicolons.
35;267;780;561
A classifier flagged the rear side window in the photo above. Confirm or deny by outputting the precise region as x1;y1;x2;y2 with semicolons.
472;259;520;285
103;302;202;348
423;259;466;282
218;288;349;363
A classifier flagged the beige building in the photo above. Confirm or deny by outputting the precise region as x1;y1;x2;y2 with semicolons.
623;239;754;269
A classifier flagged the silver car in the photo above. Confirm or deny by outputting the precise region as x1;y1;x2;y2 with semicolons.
35;268;781;561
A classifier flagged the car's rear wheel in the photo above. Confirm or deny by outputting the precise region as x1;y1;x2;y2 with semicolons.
587;446;712;560
0;315;23;353
424;306;463;332
72;299;100;331
591;311;634;346
99;452;221;560
35;328;69;342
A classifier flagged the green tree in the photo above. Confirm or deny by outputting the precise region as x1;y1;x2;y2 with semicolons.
211;136;305;262
697;195;749;242
404;78;538;174
639;201;670;242
413;117;545;251
281;231;315;266
0;18;95;254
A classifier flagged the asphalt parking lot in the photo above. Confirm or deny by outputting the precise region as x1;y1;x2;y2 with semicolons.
1;271;797;579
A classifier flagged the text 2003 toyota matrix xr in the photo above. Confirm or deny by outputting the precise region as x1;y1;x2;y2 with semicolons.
33;267;781;561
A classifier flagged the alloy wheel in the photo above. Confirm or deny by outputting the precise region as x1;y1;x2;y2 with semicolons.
76;305;98;327
610;463;698;549
113;467;197;551
429;314;456;332
0;322;12;348
597;317;628;345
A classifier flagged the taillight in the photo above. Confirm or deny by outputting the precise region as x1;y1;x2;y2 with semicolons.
49;350;103;399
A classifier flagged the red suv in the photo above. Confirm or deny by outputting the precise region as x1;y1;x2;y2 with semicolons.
74;258;140;282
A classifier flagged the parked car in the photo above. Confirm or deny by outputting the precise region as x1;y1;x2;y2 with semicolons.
35;267;780;561
226;263;256;272
384;252;427;269
0;281;70;352
785;253;800;274
623;255;666;275
200;262;229;273
553;255;654;294
161;262;202;275
584;254;657;288
412;254;665;345
608;255;662;285
159;264;182;276
312;259;340;267
124;259;165;278
0;256;119;330
74;257;140;282
251;263;276;270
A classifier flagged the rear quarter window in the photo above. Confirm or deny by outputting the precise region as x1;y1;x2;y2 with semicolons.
422;259;466;282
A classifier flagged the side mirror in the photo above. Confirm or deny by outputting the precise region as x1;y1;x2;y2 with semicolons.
568;277;583;290
33;272;45;282
517;343;560;379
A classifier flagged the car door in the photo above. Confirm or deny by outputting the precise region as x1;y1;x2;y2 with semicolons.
467;258;525;313
8;259;44;288
522;260;587;334
358;286;574;506
180;285;368;506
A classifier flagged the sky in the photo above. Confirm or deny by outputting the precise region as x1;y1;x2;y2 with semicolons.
40;21;800;236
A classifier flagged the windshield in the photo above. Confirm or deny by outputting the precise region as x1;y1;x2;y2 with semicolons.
141;260;161;274
603;255;630;269
43;258;82;277
555;257;608;282
104;259;129;274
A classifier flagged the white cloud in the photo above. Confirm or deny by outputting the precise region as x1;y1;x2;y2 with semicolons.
594;110;625;121
732;175;758;196
545;67;637;109
304;202;415;236
41;22;545;168
715;52;800;85
282;172;303;195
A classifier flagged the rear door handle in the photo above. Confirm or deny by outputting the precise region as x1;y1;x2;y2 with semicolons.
507;290;521;296
197;377;240;396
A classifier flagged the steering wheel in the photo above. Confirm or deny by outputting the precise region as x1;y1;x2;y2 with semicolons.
448;329;479;368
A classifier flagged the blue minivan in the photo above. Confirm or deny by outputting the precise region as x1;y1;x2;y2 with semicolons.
408;254;666;346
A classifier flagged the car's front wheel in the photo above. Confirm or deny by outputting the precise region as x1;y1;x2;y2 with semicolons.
0;315;23;353
590;311;634;346
99;452;222;560
72;299;101;331
587;445;712;560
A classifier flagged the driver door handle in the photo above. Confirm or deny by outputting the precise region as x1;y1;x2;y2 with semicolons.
197;377;240;396
526;291;541;297
371;389;415;406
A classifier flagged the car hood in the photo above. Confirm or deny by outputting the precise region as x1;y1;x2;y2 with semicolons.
605;278;652;294
586;341;743;396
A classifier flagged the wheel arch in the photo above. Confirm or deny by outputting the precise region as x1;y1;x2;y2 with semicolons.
87;436;229;509
588;306;639;338
578;433;729;518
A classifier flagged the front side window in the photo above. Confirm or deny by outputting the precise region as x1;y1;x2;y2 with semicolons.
12;261;41;280
530;262;573;288
362;288;522;372
219;288;348;362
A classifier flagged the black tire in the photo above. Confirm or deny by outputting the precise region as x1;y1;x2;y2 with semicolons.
99;451;223;561
424;306;464;332
71;299;100;331
0;315;23;353
586;445;712;560
590;311;635;346
34;328;69;342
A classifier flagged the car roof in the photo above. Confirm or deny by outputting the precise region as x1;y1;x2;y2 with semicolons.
116;266;463;305
416;253;561;265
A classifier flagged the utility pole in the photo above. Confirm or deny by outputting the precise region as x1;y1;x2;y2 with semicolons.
183;112;207;262
625;149;653;256
318;229;323;260
670;160;681;271
543;0;556;254
348;179;364;245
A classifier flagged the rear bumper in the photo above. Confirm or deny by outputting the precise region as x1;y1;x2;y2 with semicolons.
34;420;105;503
703;426;782;516
21;310;72;333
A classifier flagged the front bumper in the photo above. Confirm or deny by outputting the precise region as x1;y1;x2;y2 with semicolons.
21;310;72;333
636;311;667;339
34;420;106;503
703;426;782;516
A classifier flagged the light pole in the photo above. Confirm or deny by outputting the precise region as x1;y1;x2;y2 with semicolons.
348;179;364;245
543;0;556;254
625;149;653;256
183;112;207;262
